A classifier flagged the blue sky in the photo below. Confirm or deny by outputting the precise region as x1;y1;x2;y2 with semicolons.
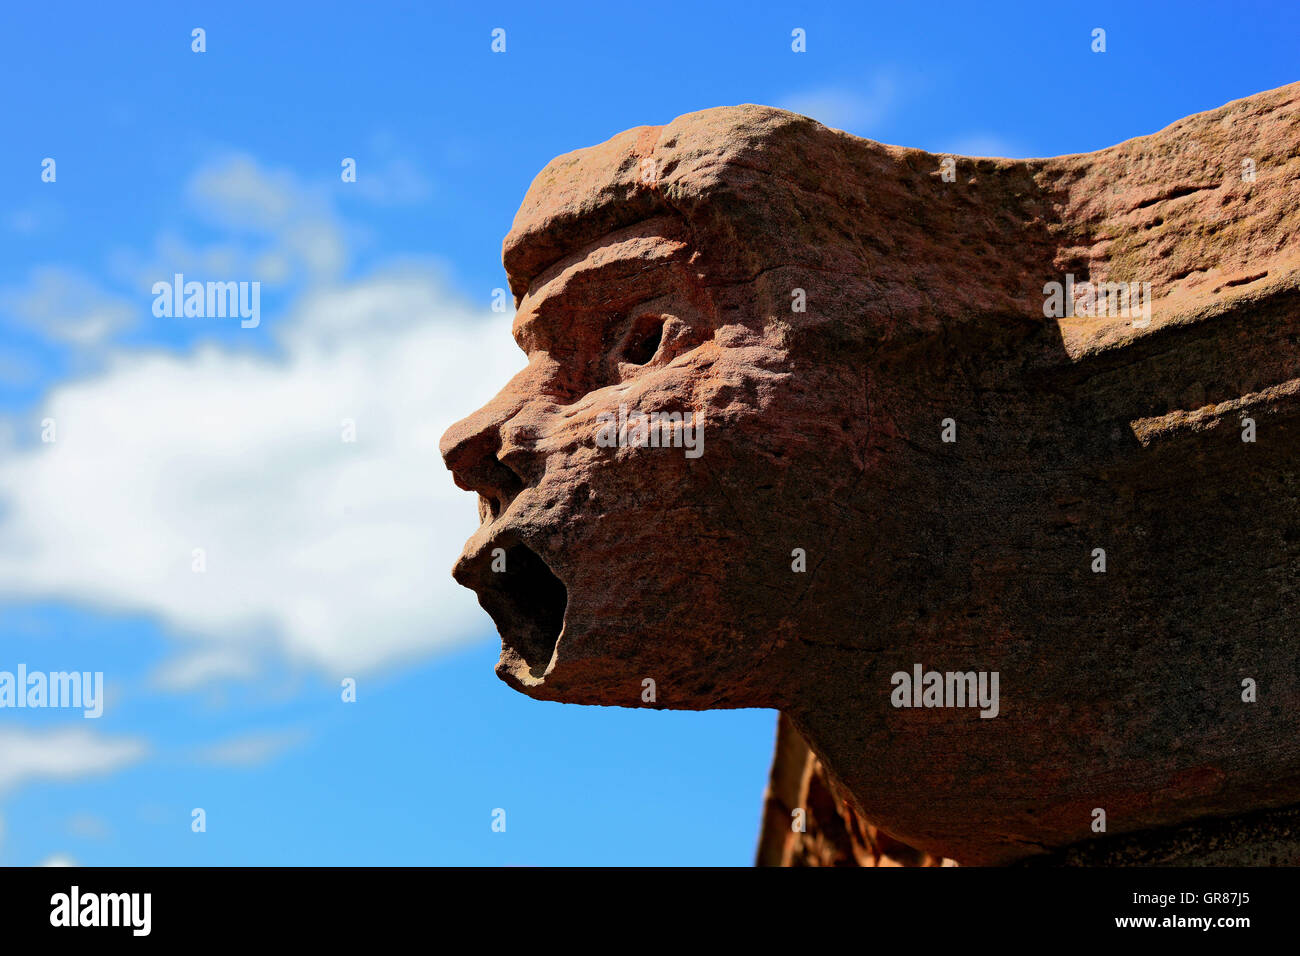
0;1;1295;865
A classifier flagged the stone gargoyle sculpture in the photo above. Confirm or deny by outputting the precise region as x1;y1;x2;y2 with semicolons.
441;82;1300;866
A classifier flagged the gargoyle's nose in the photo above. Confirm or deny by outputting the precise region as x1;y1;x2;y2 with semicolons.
440;399;526;514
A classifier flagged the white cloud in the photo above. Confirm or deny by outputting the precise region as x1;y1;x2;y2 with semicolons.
197;728;309;767
0;728;148;794
0;154;522;681
40;853;78;866
109;154;351;288
355;157;434;205
151;646;260;691
67;812;110;840
939;133;1026;158
187;155;305;231
9;208;44;235
0;268;522;675
778;73;898;133
346;131;436;205
2;266;136;346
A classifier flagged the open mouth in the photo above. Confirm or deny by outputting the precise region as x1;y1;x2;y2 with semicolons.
455;539;568;684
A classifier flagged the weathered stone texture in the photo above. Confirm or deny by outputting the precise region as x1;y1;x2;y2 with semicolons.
443;83;1300;864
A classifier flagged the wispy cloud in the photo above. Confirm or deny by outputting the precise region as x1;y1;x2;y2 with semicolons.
187;155;315;232
67;811;110;840
0;728;148;794
777;72;899;133
104;153;351;290
7;202;62;236
187;154;347;280
939;133;1027;158
354;157;434;205
1;266;136;346
150;646;261;692
349;132;435;205
197;728;309;767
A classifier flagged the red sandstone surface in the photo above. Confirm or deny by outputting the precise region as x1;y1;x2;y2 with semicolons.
444;83;1300;864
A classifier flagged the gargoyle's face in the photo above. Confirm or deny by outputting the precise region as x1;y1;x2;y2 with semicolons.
441;215;857;708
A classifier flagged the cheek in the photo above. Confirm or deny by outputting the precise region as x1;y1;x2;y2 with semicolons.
654;316;708;367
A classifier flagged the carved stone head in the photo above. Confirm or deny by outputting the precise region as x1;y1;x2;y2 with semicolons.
442;86;1300;864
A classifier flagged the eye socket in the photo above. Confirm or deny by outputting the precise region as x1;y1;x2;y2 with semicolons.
622;315;665;366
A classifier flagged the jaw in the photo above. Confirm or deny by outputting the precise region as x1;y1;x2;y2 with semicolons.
451;522;777;708
453;533;569;689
